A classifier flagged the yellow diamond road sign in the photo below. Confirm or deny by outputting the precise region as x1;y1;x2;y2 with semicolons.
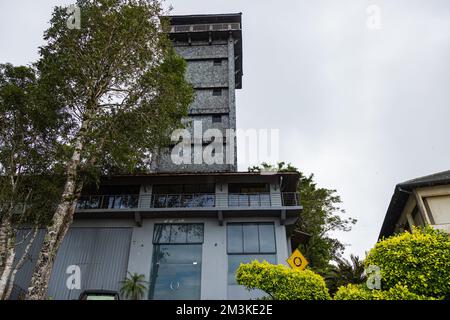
287;249;308;270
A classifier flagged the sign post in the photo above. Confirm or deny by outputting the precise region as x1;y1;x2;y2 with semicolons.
286;249;309;270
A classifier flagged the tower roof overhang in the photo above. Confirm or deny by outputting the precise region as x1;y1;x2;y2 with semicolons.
163;13;243;89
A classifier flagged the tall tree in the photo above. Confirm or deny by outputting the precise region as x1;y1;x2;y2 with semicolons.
0;64;63;299
27;0;193;299
249;162;357;273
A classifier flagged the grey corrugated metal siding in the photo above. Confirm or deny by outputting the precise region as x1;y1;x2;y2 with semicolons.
47;227;132;300
9;229;46;300
10;227;132;300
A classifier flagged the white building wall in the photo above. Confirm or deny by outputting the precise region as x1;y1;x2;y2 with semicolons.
70;216;290;300
123;216;289;300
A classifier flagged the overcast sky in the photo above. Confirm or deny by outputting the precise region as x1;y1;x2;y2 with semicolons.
1;0;449;258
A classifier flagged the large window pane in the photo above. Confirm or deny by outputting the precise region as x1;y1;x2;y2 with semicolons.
227;224;243;253
227;223;276;254
153;225;171;244
258;224;276;253
227;254;276;284
154;224;204;244
243;224;259;253
187;224;204;243
170;225;188;243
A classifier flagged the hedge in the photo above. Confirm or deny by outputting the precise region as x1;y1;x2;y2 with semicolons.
334;283;435;300
365;226;450;299
236;260;330;300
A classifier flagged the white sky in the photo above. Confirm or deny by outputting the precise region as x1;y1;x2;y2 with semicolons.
1;0;450;259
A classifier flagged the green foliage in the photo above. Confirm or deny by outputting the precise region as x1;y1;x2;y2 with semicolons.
325;255;366;295
0;63;64;225
236;260;330;300
120;272;148;300
297;171;356;273
249;162;357;273
365;226;450;299
333;284;372;300
334;283;435;300
37;0;193;179
372;284;436;300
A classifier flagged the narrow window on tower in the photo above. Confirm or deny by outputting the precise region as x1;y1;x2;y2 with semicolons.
213;58;222;66
212;115;222;123
212;88;222;96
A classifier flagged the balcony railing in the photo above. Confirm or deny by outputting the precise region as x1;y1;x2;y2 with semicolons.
147;193;215;208
76;193;215;210
76;192;300;210
281;192;300;206
76;194;139;210
166;23;241;34
228;193;271;207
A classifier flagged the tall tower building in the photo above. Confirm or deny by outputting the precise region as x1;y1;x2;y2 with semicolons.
152;13;243;172
12;13;303;301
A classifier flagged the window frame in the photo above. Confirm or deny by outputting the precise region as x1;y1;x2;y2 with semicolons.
226;222;277;255
153;223;204;245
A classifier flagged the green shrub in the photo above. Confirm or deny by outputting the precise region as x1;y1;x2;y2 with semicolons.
333;284;372;300
372;284;435;300
334;283;435;300
365;226;450;299
236;260;330;300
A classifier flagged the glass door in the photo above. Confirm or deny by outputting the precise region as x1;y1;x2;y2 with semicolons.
149;244;202;300
148;224;204;300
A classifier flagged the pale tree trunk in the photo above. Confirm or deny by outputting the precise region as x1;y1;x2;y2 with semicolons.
0;194;16;277
0;230;16;299
0;175;33;299
0;218;8;276
4;227;38;300
26;120;88;300
0;203;15;298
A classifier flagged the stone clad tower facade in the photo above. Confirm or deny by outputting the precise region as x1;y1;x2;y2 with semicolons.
152;13;243;173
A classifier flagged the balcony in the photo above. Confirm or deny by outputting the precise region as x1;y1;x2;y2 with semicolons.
228;193;271;207
147;193;215;208
166;23;241;34
76;192;300;210
76;194;139;210
281;192;301;206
